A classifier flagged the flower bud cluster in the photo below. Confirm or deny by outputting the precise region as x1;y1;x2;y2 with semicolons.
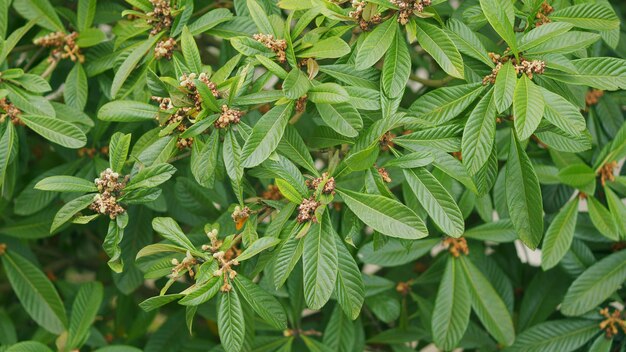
89;168;128;219
349;1;382;31
296;197;321;223
585;89;604;107
231;206;251;230
215;105;243;129
253;33;287;63
171;250;198;278
599;308;626;338
599;161;617;187
34;31;84;63
379;131;395;151
483;53;546;85
377;167;391;183
535;1;553;27
442;237;469;257
306;172;336;195
201;229;241;292
154;37;177;60
146;0;173;35
179;72;220;110
390;0;432;25
262;184;283;200
0;98;23;126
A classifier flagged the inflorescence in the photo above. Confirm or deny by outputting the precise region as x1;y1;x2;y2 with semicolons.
483;53;545;85
90;168;128;219
34;31;84;63
253;33;287;63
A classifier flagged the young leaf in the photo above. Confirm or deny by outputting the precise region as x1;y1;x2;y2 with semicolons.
550;3;619;31
282;69;311;100
151;217;196;251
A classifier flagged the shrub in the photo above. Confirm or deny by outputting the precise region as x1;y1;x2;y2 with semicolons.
1;0;626;351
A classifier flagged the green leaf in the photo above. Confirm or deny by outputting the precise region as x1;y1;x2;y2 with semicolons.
233;275;287;329
507;319;599;352
605;187;626;239
526;31;600;55
77;0;96;31
181;26;202;73
445;18;492;67
545;57;626;91
587;196;619;241
5;341;53;352
139;294;184;312
479;0;517;53
1;250;67;334
13;0;64;32
462;89;496;175
237;237;281;261
111;35;160;98
382;27;411;98
494;61;516;113
246;0;274;35
541;197;579;270
103;217;125;272
307;83;349;104
514;74;545;140
151;217;196;251
334;236;364;320
323;305;355;352
218;290;245;352
557;164;596;194
20;115;87;149
241;103;293;168
403;168;464;237
282;69;310;100
550;3;619;31
519;22;575;52
126;163;176;190
65;63;88;111
337;188;428;240
191;131;220;188
275;178;304;203
357;238;439;267
432;257;471;351
98;101;159;122
273;235;304;289
316;103;362;138
408;83;485;124
384;151;433;169
459;256;515;346
298;37;351;59
109;132;132;173
464;220;517;242
414;21;464;79
303;214;338;310
506;133;544;249
35;175;97;193
540;87;586;137
561;249;626;316
67;282;103;349
51;194;94;233
355;17;397;70
179;277;221;306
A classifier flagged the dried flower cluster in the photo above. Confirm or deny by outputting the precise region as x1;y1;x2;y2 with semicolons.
585;89;604;107
306;172;336;195
379;131;395;151
599;308;626;338
262;184;283;200
296;197;321;223
34;31;84;63
171;250;198;278
215;105;244;129
390;0;432;25
598;161;618;186
146;0;173;35
231;206;251;230
442;237;469;257
154;37;177;59
253;33;287;63
90;168;128;219
377;167;391;183
295;95;308;113
483;53;546;84
535;1;554;27
0;98;23;125
349;1;382;31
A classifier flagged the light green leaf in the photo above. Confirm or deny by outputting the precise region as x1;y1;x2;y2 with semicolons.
459;256;515;346
355;17;397;70
151;217;196;251
540;87;586;137
237;237;281;261
494;61;516;113
303;214;338;310
77;0;96;31
408;83;485;124
282;69;311;100
109;132;132;173
181;26;202;73
111;35;160;98
126;163;176;190
316;103;362;138
403;168;464;237
298;37;351;59
246;0;274;35
561;249;626;316
587;196;619;241
514;74;545;140
541;197;579;270
462;89;496;175
337;188;428;240
519;22;575;51
35;176;96;193
241;103;293;168
98;101;159;122
1;250;67;334
545;57;626;91
64;63;88;111
357;238;440;267
13;0;64;31
479;0;518;53
432;257;471;351
20;115;87;149
218;290;245;352
382;26;411;98
506;133;544;249
550;3;619;31
414;21;464;79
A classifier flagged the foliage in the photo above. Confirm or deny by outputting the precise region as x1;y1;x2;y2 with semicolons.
1;0;626;351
